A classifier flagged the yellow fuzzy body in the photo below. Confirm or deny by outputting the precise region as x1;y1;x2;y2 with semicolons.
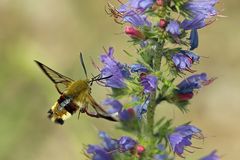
49;80;90;124
65;80;90;101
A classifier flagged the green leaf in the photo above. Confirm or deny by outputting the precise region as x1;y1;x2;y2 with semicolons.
175;100;190;113
123;50;134;57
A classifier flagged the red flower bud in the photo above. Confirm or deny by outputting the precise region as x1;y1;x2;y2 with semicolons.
127;108;135;117
156;0;164;6
140;73;147;80
159;19;167;28
136;145;145;154
177;93;194;101
124;26;145;39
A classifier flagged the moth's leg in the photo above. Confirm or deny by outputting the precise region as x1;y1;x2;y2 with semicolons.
85;111;99;118
78;104;87;119
87;104;117;121
77;109;81;120
81;103;117;121
84;105;100;118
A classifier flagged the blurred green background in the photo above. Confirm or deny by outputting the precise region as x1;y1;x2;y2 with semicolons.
0;0;239;159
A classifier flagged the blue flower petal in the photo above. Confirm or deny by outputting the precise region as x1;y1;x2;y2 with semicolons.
100;47;130;88
166;20;181;35
130;64;148;73
190;29;199;50
103;98;123;114
200;150;220;160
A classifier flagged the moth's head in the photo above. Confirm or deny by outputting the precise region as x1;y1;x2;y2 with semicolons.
88;74;113;86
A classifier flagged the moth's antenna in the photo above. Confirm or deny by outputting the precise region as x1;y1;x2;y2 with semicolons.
80;52;88;79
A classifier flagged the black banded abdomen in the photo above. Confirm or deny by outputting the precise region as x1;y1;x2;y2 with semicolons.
57;95;79;115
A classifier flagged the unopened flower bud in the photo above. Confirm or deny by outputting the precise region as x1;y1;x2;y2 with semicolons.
177;93;194;101
159;19;167;28
124;26;145;39
127;108;135;117
139;72;147;81
136;145;145;154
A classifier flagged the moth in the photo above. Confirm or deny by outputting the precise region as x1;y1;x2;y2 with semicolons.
35;53;116;125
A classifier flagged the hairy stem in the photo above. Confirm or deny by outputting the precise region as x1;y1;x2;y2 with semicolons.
146;43;164;135
146;92;157;135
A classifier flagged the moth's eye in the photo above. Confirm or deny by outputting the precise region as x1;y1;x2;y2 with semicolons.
55;118;64;125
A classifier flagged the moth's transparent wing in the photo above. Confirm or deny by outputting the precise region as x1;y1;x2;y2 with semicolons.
35;60;74;94
87;94;117;121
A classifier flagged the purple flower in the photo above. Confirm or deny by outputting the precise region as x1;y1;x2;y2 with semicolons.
122;10;151;27
103;98;136;121
168;125;202;156
200;150;220;160
184;0;218;18
177;73;212;94
118;0;154;12
87;133;139;159
154;154;168;160
100;47;130;88
118;136;137;152
141;75;158;93
157;144;165;151
136;96;150;119
176;73;215;101
154;144;170;160
120;96;150;120
183;50;200;62
103;98;123;114
99;131;118;151
87;145;102;154
140;40;149;48
166;20;181;35
181;0;218;30
130;64;148;73
181;14;206;30
103;97;149;121
118;0;152;27
190;29;199;50
113;0;154;27
172;51;199;71
119;108;135;121
172;53;192;71
87;145;112;160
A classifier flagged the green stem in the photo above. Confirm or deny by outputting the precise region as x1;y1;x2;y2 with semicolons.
146;92;157;135
156;94;166;105
146;43;164;135
153;49;162;70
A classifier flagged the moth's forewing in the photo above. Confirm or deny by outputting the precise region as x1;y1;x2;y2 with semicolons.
34;60;74;94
